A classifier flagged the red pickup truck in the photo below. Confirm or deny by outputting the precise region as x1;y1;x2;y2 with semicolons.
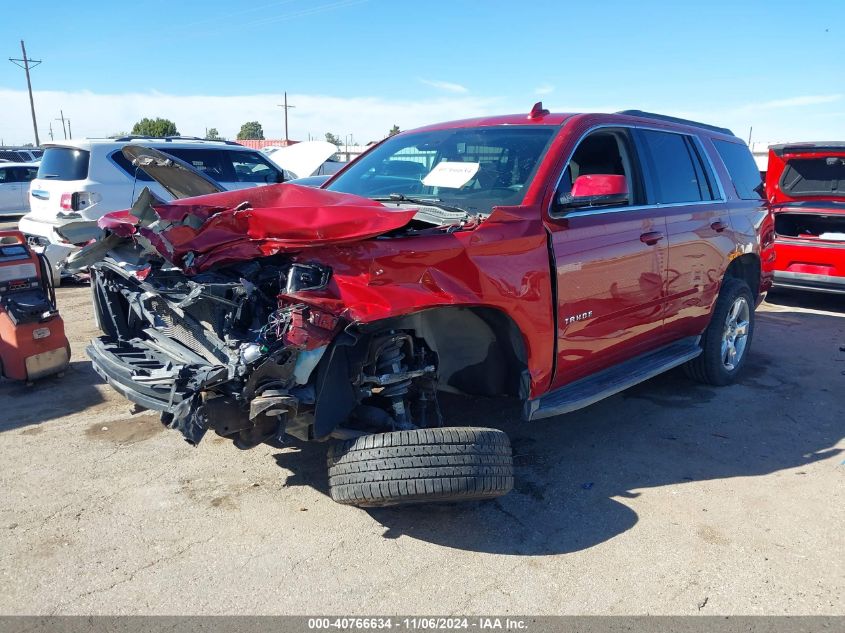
71;106;774;507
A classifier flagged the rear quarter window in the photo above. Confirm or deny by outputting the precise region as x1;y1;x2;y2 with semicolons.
109;150;154;182
37;147;90;181
713;140;763;200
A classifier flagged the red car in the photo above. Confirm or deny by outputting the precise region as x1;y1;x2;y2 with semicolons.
71;106;773;507
767;142;845;293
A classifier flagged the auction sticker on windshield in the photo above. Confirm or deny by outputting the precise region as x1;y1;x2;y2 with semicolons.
422;161;480;189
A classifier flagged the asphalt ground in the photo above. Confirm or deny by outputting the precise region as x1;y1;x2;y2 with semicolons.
0;214;842;614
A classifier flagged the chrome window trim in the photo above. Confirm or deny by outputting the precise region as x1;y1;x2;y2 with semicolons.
548;123;729;219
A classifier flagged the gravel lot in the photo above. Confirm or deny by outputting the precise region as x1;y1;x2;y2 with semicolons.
0;216;843;615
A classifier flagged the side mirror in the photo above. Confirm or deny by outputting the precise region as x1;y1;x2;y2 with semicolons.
557;174;629;210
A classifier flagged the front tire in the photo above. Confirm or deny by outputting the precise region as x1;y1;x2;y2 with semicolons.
327;427;514;507
684;277;755;386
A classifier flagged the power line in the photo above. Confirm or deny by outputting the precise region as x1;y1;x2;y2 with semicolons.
277;92;295;143
9;40;42;146
56;110;67;140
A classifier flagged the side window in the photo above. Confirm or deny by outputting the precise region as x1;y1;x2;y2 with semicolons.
228;151;285;184
713;139;764;200
109;150;154;182
0;168;9;184
22;167;38;182
556;129;641;209
639;130;714;204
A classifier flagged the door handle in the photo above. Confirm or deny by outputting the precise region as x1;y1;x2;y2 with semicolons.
711;220;728;232
639;231;664;245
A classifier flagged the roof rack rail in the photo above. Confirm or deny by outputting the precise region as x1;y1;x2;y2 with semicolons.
616;110;735;137
110;135;241;145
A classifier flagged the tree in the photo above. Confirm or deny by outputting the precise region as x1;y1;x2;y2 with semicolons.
205;127;222;140
325;133;341;146
130;117;178;137
237;121;264;140
388;125;400;137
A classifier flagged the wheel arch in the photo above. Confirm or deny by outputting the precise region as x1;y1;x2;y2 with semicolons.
725;253;762;300
356;305;531;400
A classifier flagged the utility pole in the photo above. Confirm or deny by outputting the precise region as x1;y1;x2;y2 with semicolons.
56;110;67;140
48;122;54;141
9;40;42;146
277;92;295;144
67;119;72;139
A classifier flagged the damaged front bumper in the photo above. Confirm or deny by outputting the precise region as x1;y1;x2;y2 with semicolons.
86;256;335;447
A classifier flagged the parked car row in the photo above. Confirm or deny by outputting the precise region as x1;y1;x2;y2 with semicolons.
0;162;39;217
0;147;43;163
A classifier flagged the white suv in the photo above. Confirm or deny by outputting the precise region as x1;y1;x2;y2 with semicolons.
19;137;289;283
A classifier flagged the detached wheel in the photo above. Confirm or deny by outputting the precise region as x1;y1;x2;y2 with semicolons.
327;427;514;507
684;277;755;386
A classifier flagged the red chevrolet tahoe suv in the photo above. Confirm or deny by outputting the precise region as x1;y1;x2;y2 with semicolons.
74;106;774;507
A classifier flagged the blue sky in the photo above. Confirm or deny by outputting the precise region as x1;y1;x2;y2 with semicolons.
1;0;843;144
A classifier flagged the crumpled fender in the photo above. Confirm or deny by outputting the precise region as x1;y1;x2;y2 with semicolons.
96;184;418;274
284;205;556;396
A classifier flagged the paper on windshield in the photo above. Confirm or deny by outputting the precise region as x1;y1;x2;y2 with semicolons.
422;161;480;189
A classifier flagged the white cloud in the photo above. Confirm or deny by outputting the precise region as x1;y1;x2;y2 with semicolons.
0;88;499;145
2;88;841;150
418;79;469;94
534;84;554;96
753;94;842;110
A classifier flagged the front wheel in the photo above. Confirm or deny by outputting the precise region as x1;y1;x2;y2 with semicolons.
684;277;755;386
327;427;514;507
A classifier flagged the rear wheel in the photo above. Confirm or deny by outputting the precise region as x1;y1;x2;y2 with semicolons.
684;277;755;386
327;427;514;507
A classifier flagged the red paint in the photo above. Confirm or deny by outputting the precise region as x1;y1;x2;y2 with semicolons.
571;174;627;197
98;184;418;274
767;145;845;291
766;145;845;205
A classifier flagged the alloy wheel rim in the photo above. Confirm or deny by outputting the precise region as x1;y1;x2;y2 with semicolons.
721;296;750;371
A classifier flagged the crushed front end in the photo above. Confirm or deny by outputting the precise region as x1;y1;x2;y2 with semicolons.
87;252;442;447
79;171;446;447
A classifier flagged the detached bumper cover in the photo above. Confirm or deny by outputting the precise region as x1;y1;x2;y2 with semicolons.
87;336;228;443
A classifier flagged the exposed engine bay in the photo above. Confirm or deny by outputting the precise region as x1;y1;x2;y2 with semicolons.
75;168;466;448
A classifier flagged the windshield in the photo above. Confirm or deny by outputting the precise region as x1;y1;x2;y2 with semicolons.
326;126;555;214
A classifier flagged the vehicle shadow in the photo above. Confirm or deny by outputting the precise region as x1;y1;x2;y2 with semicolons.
764;288;845;314
358;306;844;555
0;360;105;431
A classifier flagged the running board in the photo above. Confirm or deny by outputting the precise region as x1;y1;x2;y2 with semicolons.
525;337;702;421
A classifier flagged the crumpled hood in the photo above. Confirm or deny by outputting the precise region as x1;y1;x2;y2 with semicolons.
94;183;418;274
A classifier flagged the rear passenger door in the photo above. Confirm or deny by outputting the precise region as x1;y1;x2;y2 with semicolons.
636;129;732;339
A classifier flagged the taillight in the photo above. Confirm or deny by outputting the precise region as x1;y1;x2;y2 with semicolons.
59;192;79;211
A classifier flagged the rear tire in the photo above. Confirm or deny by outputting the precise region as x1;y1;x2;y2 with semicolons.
327;427;513;507
684;277;755;386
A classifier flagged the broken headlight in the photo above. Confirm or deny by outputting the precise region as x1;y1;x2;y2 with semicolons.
285;263;331;293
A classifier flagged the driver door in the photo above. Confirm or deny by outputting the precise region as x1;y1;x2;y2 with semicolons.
545;127;669;390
